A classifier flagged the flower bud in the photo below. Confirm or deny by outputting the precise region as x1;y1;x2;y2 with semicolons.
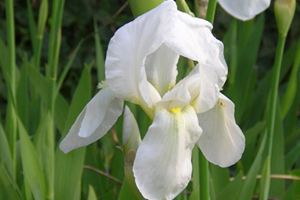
129;0;164;18
274;0;296;37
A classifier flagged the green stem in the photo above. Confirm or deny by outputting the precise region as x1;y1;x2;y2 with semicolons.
45;1;64;200
34;0;48;71
199;152;210;200
267;35;286;157
176;0;195;16
26;0;37;55
192;147;200;192
5;0;17;178
48;0;65;115
263;35;286;200
205;0;217;24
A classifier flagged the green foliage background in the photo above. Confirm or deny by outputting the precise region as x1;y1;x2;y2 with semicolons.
0;0;300;199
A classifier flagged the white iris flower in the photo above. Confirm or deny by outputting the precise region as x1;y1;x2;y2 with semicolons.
60;1;245;199
218;0;271;21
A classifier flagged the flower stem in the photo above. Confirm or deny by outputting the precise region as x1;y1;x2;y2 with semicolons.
199;151;210;200
263;35;286;200
205;0;217;24
5;0;17;178
267;35;285;157
192;147;200;192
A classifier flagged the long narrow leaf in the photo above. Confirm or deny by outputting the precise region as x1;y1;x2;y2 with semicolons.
18;119;46;200
87;185;98;200
0;164;22;200
94;18;105;82
237;131;267;200
0;123;13;177
26;64;69;133
55;39;83;95
55;66;91;200
269;103;285;198
285;143;300;172
26;0;37;53
259;156;271;200
33;112;55;200
216;171;243;200
16;59;29;130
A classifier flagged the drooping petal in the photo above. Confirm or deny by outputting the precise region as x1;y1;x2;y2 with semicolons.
173;64;220;113
60;86;124;153
197;94;245;167
105;1;178;108
145;43;179;96
164;10;228;89
133;105;202;200
218;0;271;21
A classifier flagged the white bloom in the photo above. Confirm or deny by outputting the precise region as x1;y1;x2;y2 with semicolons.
60;1;245;199
218;0;271;21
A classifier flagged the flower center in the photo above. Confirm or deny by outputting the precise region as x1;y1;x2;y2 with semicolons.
169;107;181;114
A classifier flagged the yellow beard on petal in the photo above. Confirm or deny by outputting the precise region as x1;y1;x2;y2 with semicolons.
169;107;182;114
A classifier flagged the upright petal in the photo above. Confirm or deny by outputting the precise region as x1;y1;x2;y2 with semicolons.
133;105;202;200
173;64;220;113
218;0;271;21
165;11;228;89
105;1;178;107
197;94;245;167
60;86;124;153
145;43;179;96
156;84;191;110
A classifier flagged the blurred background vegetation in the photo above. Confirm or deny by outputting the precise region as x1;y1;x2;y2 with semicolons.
0;0;134;107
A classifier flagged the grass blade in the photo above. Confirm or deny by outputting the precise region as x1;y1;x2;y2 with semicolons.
94;18;105;82
259;156;271;200
55;65;91;200
237;131;267;200
0;164;22;200
87;185;98;200
19;119;46;200
216;171;243;200
0;123;13;177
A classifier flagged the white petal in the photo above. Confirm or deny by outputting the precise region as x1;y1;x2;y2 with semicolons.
165;11;228;89
156;85;191;110
145;43;179;96
133;105;202;200
122;106;141;152
105;1;178;107
173;64;220;113
60;87;124;153
147;82;161;106
218;0;271;21
195;64;220;113
197;94;245;167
